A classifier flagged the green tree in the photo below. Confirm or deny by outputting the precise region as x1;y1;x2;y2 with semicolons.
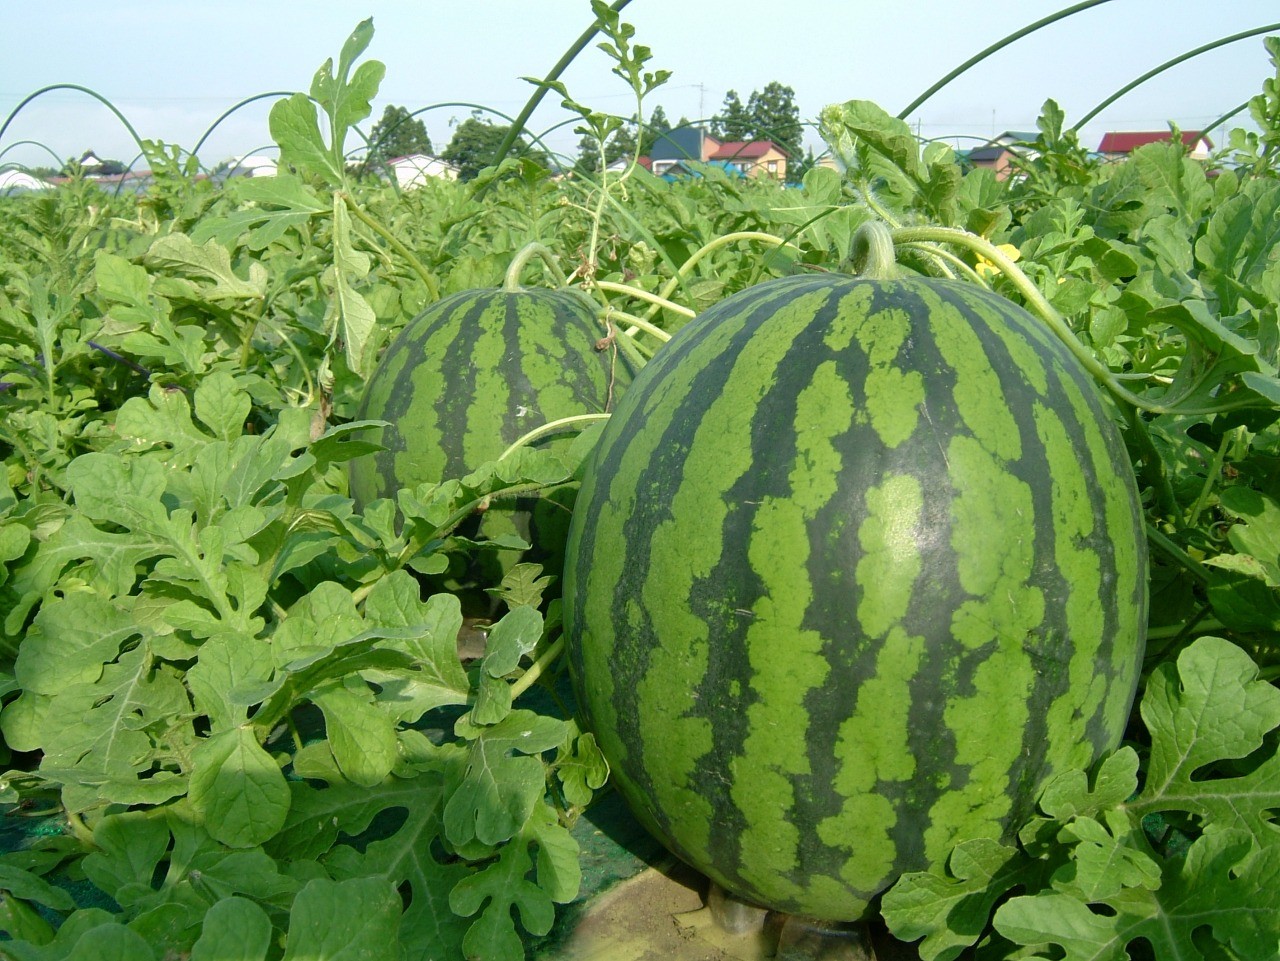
790;146;820;181
747;82;803;159
365;104;432;171
711;90;753;141
442;114;543;182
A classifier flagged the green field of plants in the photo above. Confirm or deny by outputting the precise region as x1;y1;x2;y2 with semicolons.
3;5;1280;960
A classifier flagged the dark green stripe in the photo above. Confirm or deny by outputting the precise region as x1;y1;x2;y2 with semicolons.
567;279;811;870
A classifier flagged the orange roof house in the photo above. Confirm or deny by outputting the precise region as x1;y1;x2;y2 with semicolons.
706;139;790;180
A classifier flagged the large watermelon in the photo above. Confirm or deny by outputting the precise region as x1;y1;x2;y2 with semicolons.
564;273;1147;921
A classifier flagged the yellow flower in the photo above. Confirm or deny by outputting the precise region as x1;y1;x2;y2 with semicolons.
975;243;1021;278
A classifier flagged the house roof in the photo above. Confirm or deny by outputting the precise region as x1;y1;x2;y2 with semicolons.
964;145;1010;163
992;130;1038;145
1098;130;1211;153
388;153;451;165
649;127;706;161
708;140;786;160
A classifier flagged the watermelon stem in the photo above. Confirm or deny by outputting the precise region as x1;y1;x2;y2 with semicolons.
504;242;570;291
592;280;689;325
599;312;654;374
1185;429;1233;528
62;811;95;847
643;231;800;325
498;413;613;462
850;221;900;280
897;241;990;286
509;636;564;699
602;309;667;350
888;225;1245;417
1144;523;1210;586
1145;611;1222;641
385;478;562;577
1125;405;1179;518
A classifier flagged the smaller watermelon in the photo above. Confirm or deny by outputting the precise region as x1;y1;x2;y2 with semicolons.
349;286;631;578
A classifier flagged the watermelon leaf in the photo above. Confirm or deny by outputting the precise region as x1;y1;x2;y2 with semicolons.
481;606;544;678
449;802;578;961
888;636;1280;960
554;729;610;810
328;194;377;377
1129;635;1280;847
281;877;402;961
444;711;568;849
320;775;471;958
881;837;1047;961
190;174;330;251
995;831;1280;961
188;897;273;961
188;728;291;849
487;563;556;610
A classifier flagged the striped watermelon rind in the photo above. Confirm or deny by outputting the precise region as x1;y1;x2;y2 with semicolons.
564;273;1147;921
348;286;629;509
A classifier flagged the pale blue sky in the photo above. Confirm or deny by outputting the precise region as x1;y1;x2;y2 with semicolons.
1;1;1276;170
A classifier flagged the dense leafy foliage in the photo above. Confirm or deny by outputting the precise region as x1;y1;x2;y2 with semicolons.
2;15;1280;961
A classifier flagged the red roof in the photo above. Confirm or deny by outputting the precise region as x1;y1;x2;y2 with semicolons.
708;140;786;160
1098;130;1210;153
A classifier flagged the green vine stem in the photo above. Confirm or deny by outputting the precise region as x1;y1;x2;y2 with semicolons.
592;280;692;321
1186;430;1233;529
338;192;440;302
510;637;565;699
850;221;900;280
1145;523;1211;586
605;308;671;346
601;313;652;372
237;299;267;372
1126;405;1179;520
886;224;1202;416
856;186;903;230
497;412;613;462
896;241;973;283
646;231;799;320
504;242;570;291
63;810;96;847
1146;616;1225;641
